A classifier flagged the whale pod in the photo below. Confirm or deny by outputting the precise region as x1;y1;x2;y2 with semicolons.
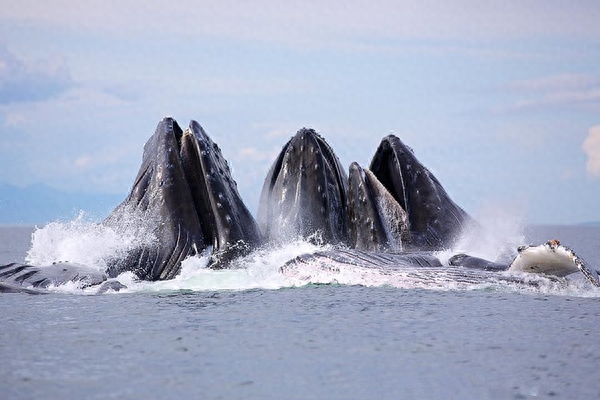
3;119;596;292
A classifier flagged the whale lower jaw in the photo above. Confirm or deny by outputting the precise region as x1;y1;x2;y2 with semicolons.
105;118;262;280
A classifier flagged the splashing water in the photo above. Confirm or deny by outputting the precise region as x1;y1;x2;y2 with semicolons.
18;209;599;297
436;206;526;265
117;240;325;293
25;211;158;271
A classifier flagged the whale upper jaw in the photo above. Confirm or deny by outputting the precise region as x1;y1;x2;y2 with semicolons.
369;135;472;250
105;118;261;280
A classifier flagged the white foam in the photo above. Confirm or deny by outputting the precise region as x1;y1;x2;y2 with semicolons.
19;211;599;297
25;211;157;272
115;239;324;293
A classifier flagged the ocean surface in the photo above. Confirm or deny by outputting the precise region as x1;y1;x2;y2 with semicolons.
1;221;599;399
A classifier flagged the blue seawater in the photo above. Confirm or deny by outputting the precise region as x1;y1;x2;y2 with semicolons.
1;223;599;399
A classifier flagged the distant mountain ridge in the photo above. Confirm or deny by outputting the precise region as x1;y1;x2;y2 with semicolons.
0;182;124;225
1;183;595;227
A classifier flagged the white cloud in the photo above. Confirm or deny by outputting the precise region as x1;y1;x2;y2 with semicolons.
2;1;600;47
512;88;600;110
583;125;600;177
505;73;600;93
1;2;599;225
0;81;152;194
501;74;600;112
0;44;73;104
102;83;145;102
74;155;92;168
3;111;25;127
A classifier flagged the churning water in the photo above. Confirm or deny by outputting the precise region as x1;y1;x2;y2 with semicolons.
1;217;599;399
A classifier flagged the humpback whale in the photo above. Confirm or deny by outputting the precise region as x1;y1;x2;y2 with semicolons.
257;129;470;252
369;135;473;250
1;117;597;292
347;162;409;251
258;128;349;245
0;261;126;294
450;239;600;287
279;245;600;288
105;118;262;280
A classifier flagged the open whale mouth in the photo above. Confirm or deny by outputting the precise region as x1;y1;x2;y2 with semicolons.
369;135;471;250
368;136;411;214
181;121;262;268
347;162;409;251
106;118;261;280
179;121;232;254
258;128;349;244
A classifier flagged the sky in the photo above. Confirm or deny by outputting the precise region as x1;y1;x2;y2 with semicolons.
1;1;599;225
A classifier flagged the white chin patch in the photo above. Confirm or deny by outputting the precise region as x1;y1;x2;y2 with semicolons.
508;240;599;287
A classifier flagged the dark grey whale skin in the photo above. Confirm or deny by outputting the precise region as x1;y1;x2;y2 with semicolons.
104;118;262;280
347;162;410;252
0;117;263;291
347;162;390;251
258;130;472;253
1;124;478;293
448;254;509;272
0;262;107;288
369;135;473;251
0;262;109;294
258;128;349;245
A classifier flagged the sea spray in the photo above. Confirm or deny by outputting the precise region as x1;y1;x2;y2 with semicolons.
25;211;157;271
436;205;526;265
18;210;600;297
117;239;325;293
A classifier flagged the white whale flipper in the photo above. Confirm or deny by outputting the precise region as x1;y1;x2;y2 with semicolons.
508;239;600;287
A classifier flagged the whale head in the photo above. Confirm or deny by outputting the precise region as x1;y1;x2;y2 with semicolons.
369;135;472;250
258;128;349;245
105;118;261;280
347;162;409;251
